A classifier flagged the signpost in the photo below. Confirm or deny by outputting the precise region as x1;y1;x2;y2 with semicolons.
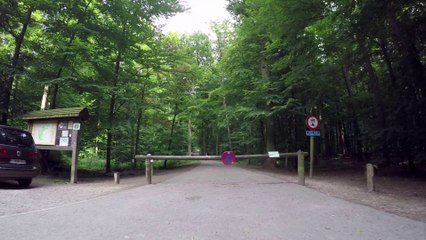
305;115;320;131
22;107;89;183
221;151;236;166
305;114;320;178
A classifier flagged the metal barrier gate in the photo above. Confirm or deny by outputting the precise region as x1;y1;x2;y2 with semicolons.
134;151;308;185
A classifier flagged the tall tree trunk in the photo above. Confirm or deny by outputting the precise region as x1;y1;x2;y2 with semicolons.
167;103;179;151
259;119;266;151
187;119;192;155
359;35;388;160
202;122;207;155
39;84;50;173
360;41;386;128
215;129;219;155
338;119;347;155
342;65;363;161
94;97;101;157
223;97;232;149
335;125;341;155
106;94;115;173
40;85;49;110
133;108;143;169
165;103;179;168
133;88;145;169
0;8;33;124
106;49;122;173
386;4;424;173
51;32;74;109
377;39;397;88
49;33;76;109
106;20;127;173
288;115;293;152
49;0;93;109
260;56;275;167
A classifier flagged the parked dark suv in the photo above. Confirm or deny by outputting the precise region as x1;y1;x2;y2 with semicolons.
0;125;39;187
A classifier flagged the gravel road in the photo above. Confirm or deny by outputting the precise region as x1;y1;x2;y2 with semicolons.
0;161;425;240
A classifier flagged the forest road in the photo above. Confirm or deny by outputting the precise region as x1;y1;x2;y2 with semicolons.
0;161;425;240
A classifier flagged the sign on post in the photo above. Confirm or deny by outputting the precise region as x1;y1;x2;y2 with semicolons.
221;151;236;166
268;151;280;158
22;107;89;184
305;115;320;130
305;130;320;137
305;114;320;178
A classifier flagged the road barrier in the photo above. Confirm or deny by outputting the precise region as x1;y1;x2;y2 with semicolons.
135;151;309;185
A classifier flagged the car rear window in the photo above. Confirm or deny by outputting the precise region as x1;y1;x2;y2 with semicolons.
0;128;34;148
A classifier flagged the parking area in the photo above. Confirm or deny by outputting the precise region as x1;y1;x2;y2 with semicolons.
0;175;139;217
0;166;197;217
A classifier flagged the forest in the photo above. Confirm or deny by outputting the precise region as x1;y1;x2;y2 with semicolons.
0;0;424;174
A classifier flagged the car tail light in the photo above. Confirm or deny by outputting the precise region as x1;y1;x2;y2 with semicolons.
0;147;7;156
29;151;38;160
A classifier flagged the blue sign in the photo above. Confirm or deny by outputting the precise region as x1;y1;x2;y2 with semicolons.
306;130;320;137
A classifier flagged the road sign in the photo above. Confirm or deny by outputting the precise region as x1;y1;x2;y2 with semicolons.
268;151;280;158
221;151;236;166
305;115;320;130
306;130;320;137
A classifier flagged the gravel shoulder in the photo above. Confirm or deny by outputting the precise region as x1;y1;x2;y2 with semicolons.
239;165;426;223
0;165;197;217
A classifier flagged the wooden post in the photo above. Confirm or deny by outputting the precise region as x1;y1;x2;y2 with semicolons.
297;150;305;186
70;128;80;184
366;163;375;192
70;148;78;183
309;136;314;178
114;172;120;184
146;154;152;184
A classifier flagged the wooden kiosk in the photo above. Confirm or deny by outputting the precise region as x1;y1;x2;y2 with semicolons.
22;107;89;183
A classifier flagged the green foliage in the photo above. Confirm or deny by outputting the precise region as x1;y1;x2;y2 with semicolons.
1;0;424;173
208;0;425;171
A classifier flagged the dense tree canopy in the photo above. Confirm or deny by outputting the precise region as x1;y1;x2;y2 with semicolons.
218;0;425;171
0;0;424;173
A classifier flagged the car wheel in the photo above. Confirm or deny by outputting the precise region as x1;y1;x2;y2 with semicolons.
18;179;32;187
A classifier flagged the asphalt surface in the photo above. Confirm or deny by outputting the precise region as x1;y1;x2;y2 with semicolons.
1;161;425;240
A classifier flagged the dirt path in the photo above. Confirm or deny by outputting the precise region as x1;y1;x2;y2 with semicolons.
240;165;426;222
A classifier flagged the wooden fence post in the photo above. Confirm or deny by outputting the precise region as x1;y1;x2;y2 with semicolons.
366;163;375;192
297;150;305;186
146;154;152;184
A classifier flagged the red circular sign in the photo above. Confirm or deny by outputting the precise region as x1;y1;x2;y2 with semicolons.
305;115;320;130
221;151;236;166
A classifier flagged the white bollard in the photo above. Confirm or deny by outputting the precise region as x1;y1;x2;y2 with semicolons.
114;172;120;184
